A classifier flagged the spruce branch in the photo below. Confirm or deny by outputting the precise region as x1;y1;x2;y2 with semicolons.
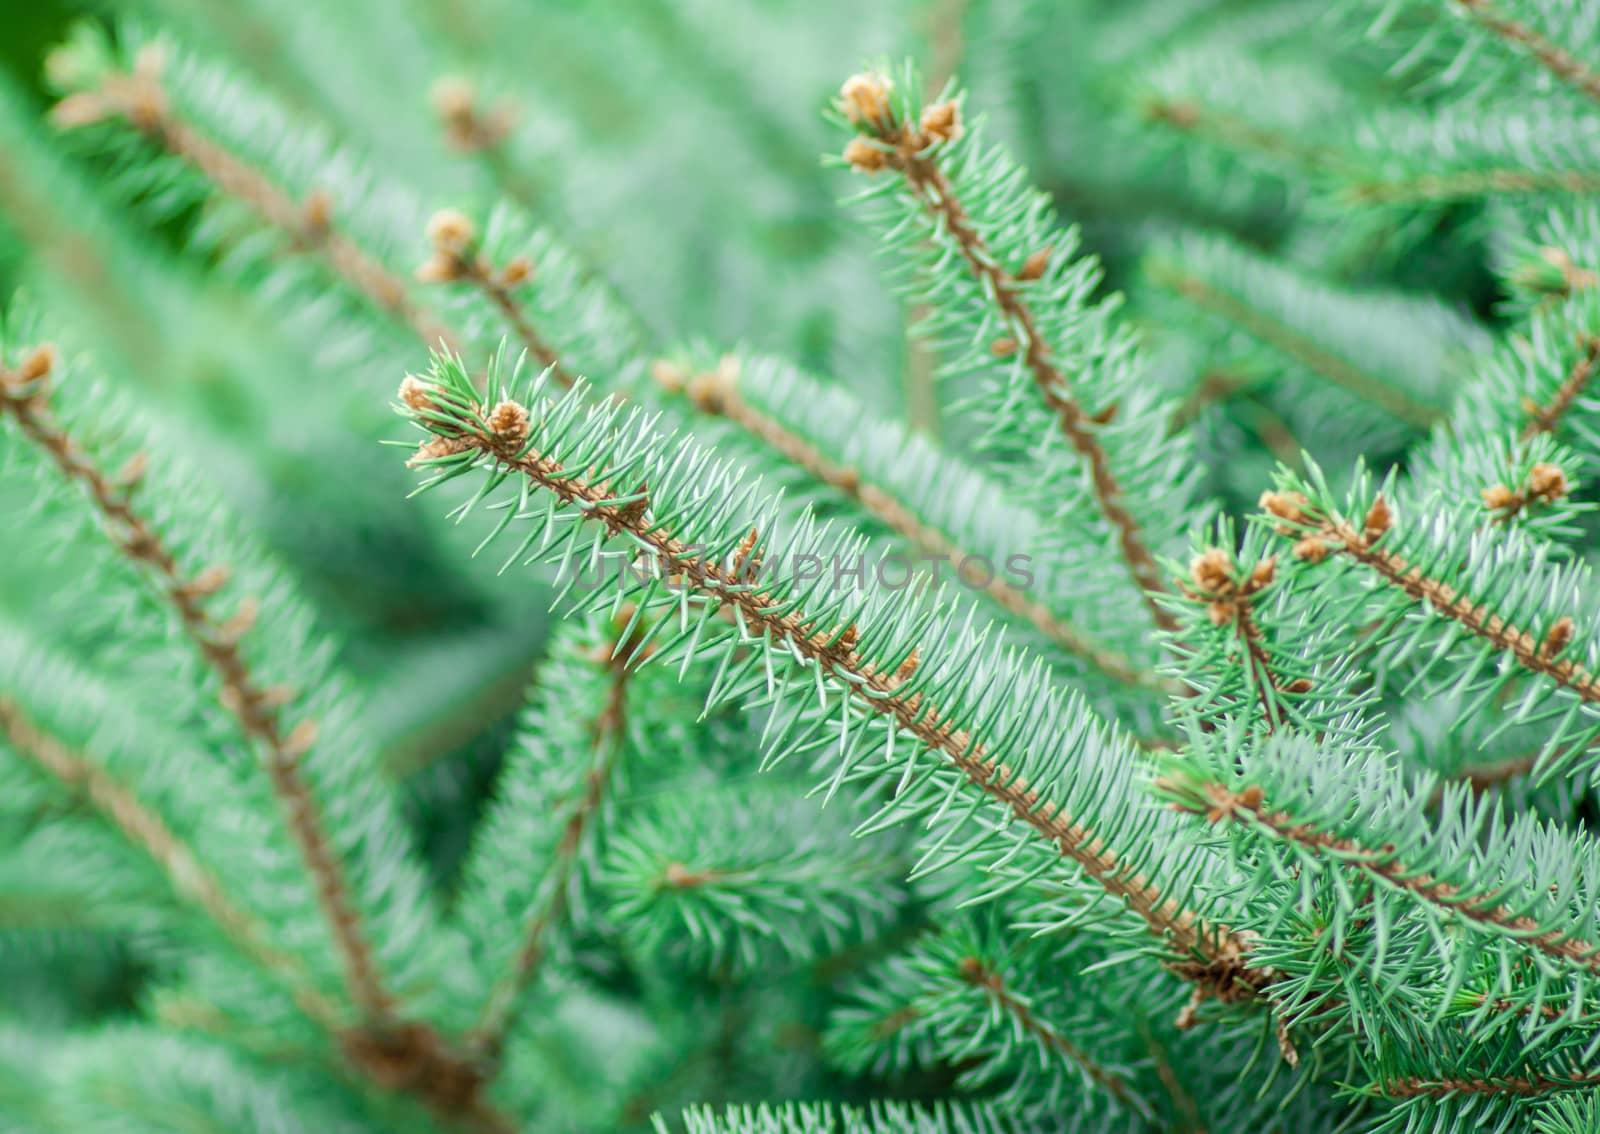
1522;333;1600;439
0;695;341;1032
1178;549;1308;731
0;348;393;1024
466;616;642;1063
398;362;1265;1002
1138;97;1337;178
1343;167;1600;204
1376;1066;1600;1099
671;356;1159;691
1147;260;1442;430
839;73;1175;634
1452;0;1600;107
954;955;1138;1111
417;209;578;390
52;49;461;355
1261;489;1600;709
1187;780;1600;975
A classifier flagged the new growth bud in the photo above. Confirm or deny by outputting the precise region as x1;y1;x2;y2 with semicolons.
919;100;962;144
839;72;893;130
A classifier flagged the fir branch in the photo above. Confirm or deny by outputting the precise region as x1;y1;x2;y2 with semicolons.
399;369;1263;999
416;209;578;390
841;76;1175;633
53;51;460;355
1343;167;1600;204
1522;333;1600;439
1148;260;1441;429
1261;490;1600;706
1178;549;1306;730
1377;1066;1600;1099
1453;0;1600;107
0;349;393;1023
0;695;341;1032
1139;97;1336;176
466;618;640;1062
955;955;1136;1109
1192;780;1600;974
677;358;1157;690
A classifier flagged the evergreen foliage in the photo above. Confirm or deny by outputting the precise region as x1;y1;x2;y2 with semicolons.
5;1;1600;1131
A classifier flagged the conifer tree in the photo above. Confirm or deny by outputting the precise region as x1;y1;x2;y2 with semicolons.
4;2;1600;1131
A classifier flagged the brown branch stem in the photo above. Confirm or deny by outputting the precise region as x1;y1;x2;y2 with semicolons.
1198;782;1600;974
0;696;341;1032
1522;334;1600;439
466;624;640;1062
957;956;1138;1109
688;365;1163;691
57;63;460;355
868;113;1177;633
1309;515;1600;704
1378;1067;1600;1099
409;396;1267;1003
1455;0;1600;107
1149;262;1438;429
0;358;394;1023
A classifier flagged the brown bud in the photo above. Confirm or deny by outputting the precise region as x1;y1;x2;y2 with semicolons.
187;565;231;598
49;92;111;129
281;718;319;759
430;75;476;121
663;862;700;888
1259;490;1308;525
301;187;333;237
1541;246;1575;272
1362;494;1392;541
919;100;962;144
414;255;460;284
426;208;475;256
650;359;689;393
1206;601;1234;627
500;255;534;287
1237;784;1265;809
1247;557;1277;591
839;72;893;129
1543;616;1575;659
133;43;167;80
398;376;440;414
1189;548;1233;595
123;80;167;132
1087;401;1118;426
1282;678;1313;694
408;436;470;466
487;400;531;446
1481;483;1518;511
15;343;57;383
1017;246;1052;282
259;684;296;708
732;527;763;577
1292;536;1329;564
1528;462;1570;502
687;371;730;414
956;955;986;981
843;137;888;173
990;336;1018;358
217;596;260;643
894;647;920;684
113;450;149;491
